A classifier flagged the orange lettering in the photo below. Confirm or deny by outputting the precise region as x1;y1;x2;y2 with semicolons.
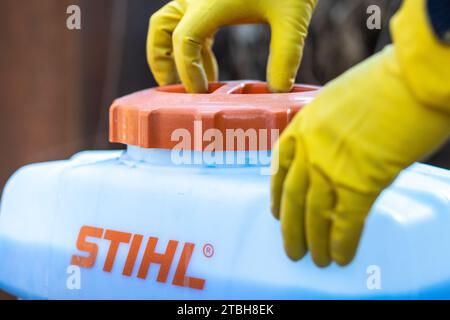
71;226;207;290
137;237;178;283
103;229;132;272
71;226;104;268
173;243;205;290
123;234;144;276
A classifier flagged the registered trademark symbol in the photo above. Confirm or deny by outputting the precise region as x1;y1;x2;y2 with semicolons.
203;243;214;258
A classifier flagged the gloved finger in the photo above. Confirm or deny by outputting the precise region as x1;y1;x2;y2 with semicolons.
305;168;335;267
201;37;218;82
330;188;375;266
271;133;296;219
172;1;264;93
147;1;186;86
172;7;219;93
266;1;316;92
279;138;309;261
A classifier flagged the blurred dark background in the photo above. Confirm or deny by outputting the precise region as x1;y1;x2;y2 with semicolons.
0;0;449;193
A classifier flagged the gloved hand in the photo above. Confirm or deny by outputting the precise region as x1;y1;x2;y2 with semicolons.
147;0;317;93
271;0;450;267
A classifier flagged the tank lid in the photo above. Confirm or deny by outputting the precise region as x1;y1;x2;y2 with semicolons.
109;81;319;151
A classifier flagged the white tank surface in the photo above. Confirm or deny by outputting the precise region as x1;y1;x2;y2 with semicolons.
0;82;449;299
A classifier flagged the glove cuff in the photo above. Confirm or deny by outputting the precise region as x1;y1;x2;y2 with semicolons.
391;0;450;114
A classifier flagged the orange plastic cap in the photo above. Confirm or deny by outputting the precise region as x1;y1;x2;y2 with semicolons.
109;81;319;151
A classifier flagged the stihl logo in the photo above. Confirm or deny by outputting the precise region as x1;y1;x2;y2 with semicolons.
71;226;206;290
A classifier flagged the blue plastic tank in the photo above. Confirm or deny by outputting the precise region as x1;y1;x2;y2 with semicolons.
0;81;449;299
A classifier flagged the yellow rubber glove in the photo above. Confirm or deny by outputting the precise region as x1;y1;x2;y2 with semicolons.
147;0;317;93
271;0;450;267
